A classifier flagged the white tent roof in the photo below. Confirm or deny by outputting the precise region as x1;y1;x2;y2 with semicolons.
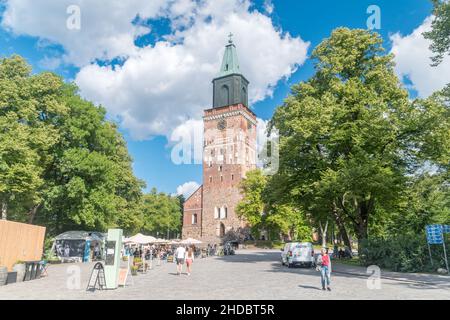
153;238;169;244
180;238;202;245
125;233;157;244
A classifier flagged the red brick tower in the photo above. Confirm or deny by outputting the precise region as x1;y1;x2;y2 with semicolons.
182;35;256;243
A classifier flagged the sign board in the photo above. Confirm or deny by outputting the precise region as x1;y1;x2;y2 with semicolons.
426;224;444;244
104;229;123;290
105;241;116;265
118;268;128;287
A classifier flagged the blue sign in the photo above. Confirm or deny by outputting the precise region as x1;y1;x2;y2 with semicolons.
426;225;444;244
443;225;450;234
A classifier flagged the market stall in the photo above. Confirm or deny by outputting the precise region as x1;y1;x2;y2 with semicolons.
53;231;106;263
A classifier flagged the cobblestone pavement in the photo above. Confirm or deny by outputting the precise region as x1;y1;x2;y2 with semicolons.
0;249;449;300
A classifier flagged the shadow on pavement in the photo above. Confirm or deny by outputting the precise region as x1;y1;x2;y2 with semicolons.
298;285;322;290
222;250;450;293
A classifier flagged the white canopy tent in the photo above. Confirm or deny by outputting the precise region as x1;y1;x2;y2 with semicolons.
180;238;202;245
124;233;157;244
153;238;169;244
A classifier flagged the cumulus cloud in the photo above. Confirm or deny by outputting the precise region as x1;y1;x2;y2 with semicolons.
390;16;450;97
1;0;309;140
1;0;169;66
176;181;200;199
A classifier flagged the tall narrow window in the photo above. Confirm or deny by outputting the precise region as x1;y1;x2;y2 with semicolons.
192;214;198;225
214;207;219;219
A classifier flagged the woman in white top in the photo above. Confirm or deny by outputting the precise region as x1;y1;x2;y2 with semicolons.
185;246;195;276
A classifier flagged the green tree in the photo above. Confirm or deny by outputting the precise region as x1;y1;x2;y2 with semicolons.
0;55;145;235
236;169;267;238
37;84;145;234
269;29;448;253
0;56;66;221
423;0;450;66
140;189;182;238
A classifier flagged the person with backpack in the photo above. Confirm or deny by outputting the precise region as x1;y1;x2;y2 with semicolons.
316;247;332;291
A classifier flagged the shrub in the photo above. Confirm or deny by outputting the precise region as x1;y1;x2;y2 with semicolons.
360;235;449;273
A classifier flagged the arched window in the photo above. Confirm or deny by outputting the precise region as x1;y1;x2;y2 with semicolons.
221;85;230;106
220;223;225;237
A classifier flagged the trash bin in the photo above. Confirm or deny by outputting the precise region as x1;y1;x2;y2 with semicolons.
24;262;39;281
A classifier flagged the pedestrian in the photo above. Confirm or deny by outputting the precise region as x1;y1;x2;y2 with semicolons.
316;247;332;291
186;246;195;276
175;245;186;275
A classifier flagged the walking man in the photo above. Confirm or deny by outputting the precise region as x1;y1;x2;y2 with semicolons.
175;245;186;275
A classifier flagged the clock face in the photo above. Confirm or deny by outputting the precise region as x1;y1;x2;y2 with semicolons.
217;119;226;130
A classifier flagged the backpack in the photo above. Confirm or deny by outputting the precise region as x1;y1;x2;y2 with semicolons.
316;254;323;266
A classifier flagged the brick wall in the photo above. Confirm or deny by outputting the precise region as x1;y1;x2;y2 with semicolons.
181;185;203;239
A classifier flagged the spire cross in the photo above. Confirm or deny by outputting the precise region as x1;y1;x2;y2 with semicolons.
228;32;234;44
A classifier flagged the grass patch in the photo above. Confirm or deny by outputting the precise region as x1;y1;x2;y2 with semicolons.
333;257;362;267
243;240;284;250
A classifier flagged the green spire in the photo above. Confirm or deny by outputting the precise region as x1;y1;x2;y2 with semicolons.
218;33;241;77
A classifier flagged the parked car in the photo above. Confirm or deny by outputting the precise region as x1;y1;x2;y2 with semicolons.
281;242;315;268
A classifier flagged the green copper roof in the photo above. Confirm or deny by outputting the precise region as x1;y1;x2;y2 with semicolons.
217;33;241;78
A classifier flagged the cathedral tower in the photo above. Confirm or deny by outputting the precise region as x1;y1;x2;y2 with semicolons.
182;36;257;243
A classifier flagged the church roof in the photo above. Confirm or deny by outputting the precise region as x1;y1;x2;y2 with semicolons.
217;33;241;78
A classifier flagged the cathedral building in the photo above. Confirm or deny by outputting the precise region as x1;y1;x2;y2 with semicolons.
182;37;257;243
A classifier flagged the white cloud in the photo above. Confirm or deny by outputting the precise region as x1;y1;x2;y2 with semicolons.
176;181;200;199
1;0;168;66
390;16;450;97
1;0;309;140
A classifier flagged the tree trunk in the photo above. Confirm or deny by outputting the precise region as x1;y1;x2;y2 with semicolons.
355;200;371;256
331;204;352;249
319;221;328;247
28;204;40;224
1;201;7;220
356;223;368;257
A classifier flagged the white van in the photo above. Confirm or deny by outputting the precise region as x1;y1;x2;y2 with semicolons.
281;242;315;268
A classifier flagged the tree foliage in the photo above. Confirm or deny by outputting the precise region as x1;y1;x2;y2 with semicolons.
0;55;183;237
423;0;450;66
140;188;182;237
267;29;449;251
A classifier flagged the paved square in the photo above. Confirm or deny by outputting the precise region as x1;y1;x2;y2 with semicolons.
0;250;449;300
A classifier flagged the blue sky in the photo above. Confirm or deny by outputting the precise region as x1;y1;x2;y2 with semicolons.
0;0;447;197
